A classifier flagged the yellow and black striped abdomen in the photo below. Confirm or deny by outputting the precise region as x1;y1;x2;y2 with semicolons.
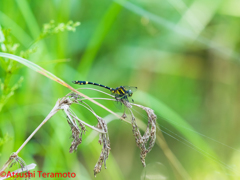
72;81;113;91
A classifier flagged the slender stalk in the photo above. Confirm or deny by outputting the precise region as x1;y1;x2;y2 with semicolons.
156;127;192;180
0;97;107;173
0;100;60;173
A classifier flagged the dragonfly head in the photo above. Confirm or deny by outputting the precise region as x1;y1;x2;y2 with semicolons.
127;89;133;97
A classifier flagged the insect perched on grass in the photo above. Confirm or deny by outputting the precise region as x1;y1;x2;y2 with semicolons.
72;81;137;102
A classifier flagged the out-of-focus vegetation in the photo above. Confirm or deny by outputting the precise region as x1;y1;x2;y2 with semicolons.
0;0;240;179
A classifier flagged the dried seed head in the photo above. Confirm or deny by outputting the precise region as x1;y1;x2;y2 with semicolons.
9;155;31;180
93;117;110;176
125;103;157;167
62;93;111;176
68;92;81;99
67;116;86;153
121;112;127;119
60;91;156;176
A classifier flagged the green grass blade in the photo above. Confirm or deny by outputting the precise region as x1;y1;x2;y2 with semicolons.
114;0;239;61
16;0;41;39
0;52;67;86
0;52;127;124
77;2;123;77
0;11;32;47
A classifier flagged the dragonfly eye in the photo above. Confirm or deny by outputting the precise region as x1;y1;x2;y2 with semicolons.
128;90;133;96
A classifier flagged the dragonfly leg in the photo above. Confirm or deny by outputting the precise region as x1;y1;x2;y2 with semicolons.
121;95;129;102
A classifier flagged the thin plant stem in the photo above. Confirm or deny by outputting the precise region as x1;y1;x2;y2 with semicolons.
0;97;106;173
0;100;60;173
156;127;192;180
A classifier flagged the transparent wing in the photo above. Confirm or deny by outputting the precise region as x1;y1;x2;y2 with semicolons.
114;100;123;110
122;86;138;92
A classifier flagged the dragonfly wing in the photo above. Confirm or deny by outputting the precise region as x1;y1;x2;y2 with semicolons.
122;86;138;92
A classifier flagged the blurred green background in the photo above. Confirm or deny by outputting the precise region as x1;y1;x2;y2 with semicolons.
1;0;240;179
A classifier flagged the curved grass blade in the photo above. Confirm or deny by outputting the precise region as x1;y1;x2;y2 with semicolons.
0;11;32;47
0;52;124;121
114;0;239;61
77;2;123;77
16;0;41;38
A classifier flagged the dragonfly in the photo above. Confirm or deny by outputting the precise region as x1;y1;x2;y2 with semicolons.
72;81;137;102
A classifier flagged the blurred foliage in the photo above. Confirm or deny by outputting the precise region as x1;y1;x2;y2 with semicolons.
0;20;80;113
1;0;240;180
0;134;10;148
